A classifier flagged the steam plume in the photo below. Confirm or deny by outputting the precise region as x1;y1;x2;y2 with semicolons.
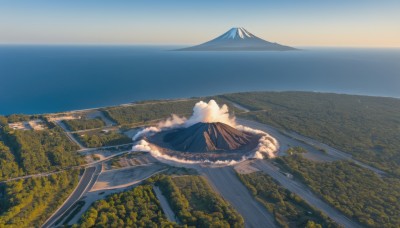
132;99;279;165
184;100;235;127
133;100;234;140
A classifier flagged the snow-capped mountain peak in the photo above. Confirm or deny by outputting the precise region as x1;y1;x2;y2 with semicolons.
178;27;296;51
220;27;254;40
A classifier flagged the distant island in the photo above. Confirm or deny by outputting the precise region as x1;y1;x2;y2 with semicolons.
178;27;296;51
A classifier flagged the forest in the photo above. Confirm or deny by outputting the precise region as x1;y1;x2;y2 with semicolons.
0;117;83;178
77;184;177;228
2;125;82;174
221;91;400;175
102;98;239;126
276;154;400;227
0;170;80;227
63;117;105;131
0;116;83;227
0;141;22;181
103;100;199;125
74;130;132;148
156;175;244;227
0;114;38;124
238;172;338;228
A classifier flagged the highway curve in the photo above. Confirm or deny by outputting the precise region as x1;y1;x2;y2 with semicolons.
41;166;98;228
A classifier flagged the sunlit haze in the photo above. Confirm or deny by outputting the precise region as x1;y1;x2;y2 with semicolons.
1;0;399;47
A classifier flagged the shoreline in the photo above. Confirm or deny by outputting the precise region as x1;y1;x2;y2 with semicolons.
2;90;400;116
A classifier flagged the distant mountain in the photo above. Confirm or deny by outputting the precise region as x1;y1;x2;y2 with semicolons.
163;122;257;152
179;27;296;51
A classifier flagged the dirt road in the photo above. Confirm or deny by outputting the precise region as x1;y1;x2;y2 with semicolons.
237;118;386;175
153;186;179;223
199;165;277;228
252;160;361;228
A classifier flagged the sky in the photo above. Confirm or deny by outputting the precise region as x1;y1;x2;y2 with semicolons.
0;0;399;47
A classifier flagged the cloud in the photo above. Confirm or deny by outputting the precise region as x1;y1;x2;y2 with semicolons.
132;114;186;141
184;100;235;127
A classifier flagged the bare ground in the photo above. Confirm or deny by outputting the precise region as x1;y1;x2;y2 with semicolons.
91;163;167;191
251;159;362;228
153;186;179;223
198;165;277;228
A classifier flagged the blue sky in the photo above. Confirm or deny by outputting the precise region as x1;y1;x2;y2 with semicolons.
1;0;399;47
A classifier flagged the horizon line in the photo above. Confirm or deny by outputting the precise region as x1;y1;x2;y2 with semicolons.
0;43;399;49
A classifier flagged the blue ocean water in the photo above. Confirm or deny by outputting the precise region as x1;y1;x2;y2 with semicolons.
0;45;399;115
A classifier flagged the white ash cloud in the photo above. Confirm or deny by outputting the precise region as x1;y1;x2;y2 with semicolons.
132;100;279;165
132;114;185;141
184;100;235;127
236;125;279;159
133;100;235;140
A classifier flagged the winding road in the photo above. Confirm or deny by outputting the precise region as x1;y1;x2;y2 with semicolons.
33;102;385;227
41;165;101;228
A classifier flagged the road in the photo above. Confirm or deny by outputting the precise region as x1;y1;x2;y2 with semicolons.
86;110;116;126
66;165;168;226
41;165;100;228
229;99;386;175
34;100;380;227
237;118;335;160
47;98;194;117
285;130;386;175
91;164;167;191
237;118;386;176
1;170;65;183
1;150;132;184
55;120;86;150
199;166;277;228
153;186;179;223
252;160;361;228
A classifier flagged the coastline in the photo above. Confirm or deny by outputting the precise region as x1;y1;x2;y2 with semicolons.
2;91;400;116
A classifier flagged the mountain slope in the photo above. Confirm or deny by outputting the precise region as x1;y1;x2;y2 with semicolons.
163;122;256;152
179;27;296;51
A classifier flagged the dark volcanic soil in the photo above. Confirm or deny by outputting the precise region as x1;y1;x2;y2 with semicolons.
148;122;261;154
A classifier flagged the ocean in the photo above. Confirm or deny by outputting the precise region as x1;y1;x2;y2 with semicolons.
0;45;399;115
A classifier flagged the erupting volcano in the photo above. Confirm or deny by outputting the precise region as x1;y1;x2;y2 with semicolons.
159;122;260;152
132;100;279;164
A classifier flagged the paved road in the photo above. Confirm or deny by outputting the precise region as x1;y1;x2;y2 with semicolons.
41;165;99;228
252;160;361;228
83;165;102;194
2;150;131;184
199;166;277;228
66;165;167;226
